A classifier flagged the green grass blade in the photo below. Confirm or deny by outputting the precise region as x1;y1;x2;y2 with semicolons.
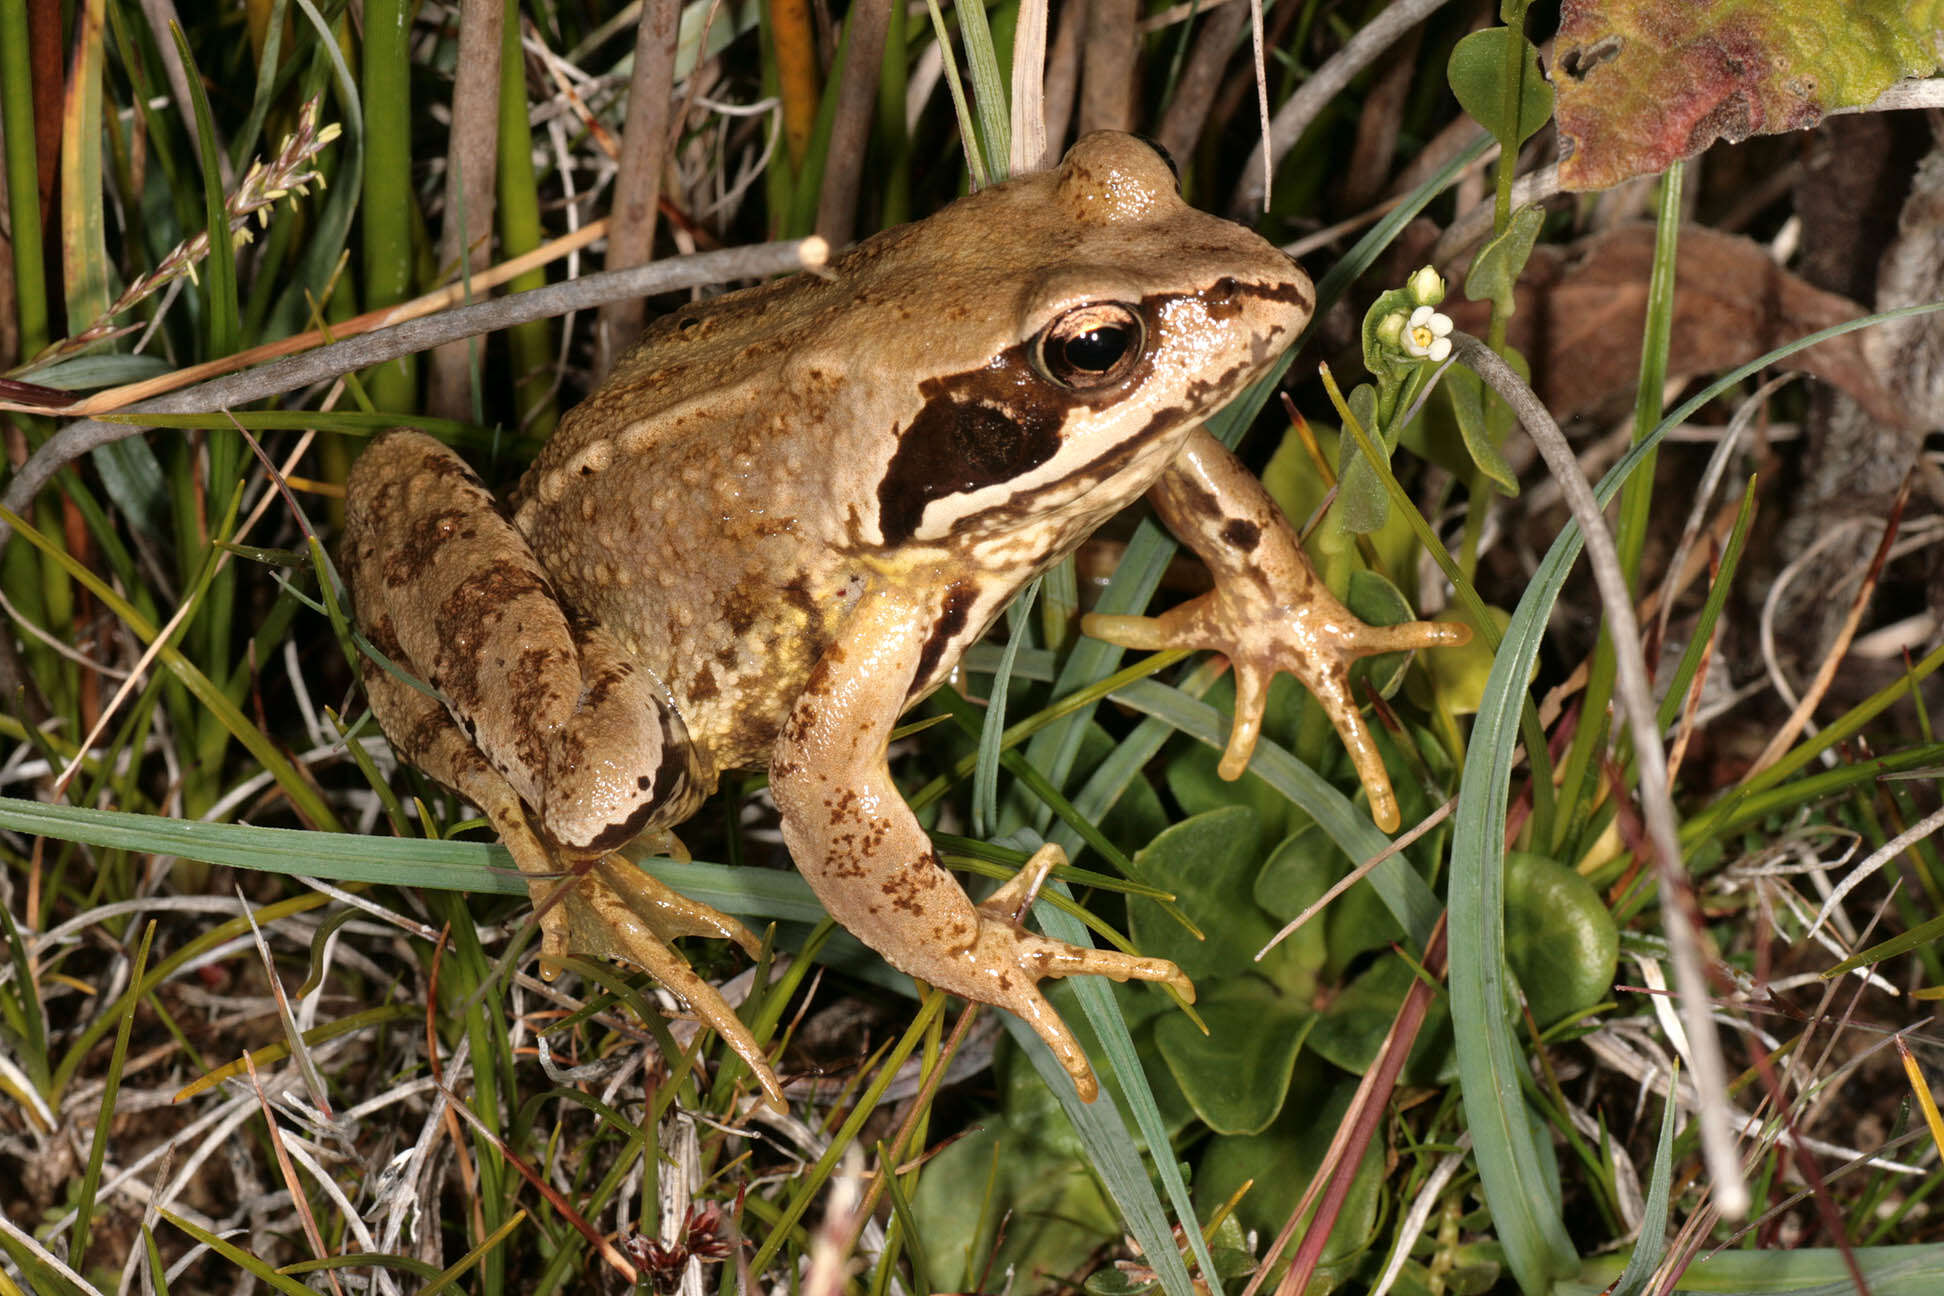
158;1209;317;1295
1000;901;1207;1296
1607;1069;1680;1296
0;0;48;355
1656;479;1756;730
358;0;416;411
0;797;830;918
1555;163;1682;852
0;504;341;829
267;0;363;340
0;1209;92;1296
955;0;1011;178
974;578;1038;837
61;0;110;333
169;22;241;359
69;922;153;1266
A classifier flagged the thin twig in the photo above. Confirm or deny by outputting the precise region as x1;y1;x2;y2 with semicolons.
594;0;679;368
1231;0;1456;215
1453;331;1748;1217
0;238;825;570
1255;796;1453;959
1834;76;1944;116
1749;483;1908;777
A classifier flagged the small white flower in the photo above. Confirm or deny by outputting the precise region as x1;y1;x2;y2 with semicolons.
1404;304;1452;362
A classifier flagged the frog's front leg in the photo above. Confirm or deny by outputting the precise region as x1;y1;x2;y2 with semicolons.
1084;428;1469;832
770;583;1192;1102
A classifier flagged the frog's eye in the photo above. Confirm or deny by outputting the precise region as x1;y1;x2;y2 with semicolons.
1035;304;1144;390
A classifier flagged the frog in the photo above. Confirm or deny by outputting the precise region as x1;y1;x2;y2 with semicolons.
340;131;1469;1109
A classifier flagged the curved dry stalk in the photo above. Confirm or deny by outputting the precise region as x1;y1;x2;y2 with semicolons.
0;238;824;714
597;0;680;362
1452;331;1749;1218
1429;160;1561;263
0;238;824;559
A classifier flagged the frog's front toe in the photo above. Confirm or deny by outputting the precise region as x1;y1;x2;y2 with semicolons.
1086;594;1470;832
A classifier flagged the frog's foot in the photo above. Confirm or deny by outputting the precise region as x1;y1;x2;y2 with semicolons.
1085;592;1468;832
590;850;761;957
486;786;784;1111
943;844;1189;1101
543;859;786;1112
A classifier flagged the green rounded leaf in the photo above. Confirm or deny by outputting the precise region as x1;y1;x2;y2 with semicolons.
1306;955;1456;1084
1154;987;1314;1135
1195;1072;1386;1278
1334;381;1391;535
1249;823;1336;986
1505;851;1619;1026
1128;806;1280;984
911;1115;1117;1291
1434;363;1520;497
1407;599;1512;717
1464;202;1547;319
1448;27;1554;151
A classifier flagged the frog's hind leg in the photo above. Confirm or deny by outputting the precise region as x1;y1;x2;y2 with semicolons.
351;616;787;1111
771;584;1192;1103
341;429;706;856
1083;428;1470;833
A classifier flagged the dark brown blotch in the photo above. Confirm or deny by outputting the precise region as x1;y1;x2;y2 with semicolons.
876;344;1067;544
911;582;974;695
1220;518;1261;551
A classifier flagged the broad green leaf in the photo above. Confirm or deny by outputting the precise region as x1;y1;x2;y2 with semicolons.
1465;203;1546;319
1263;422;1421;580
1570;1244;1944;1296
1127;806;1287;985
1434;363;1520;496
1087;1269;1159;1295
1248;823;1335;985
1335;381;1390;533
1163;681;1307;852
1448;27;1554;151
1154;989;1312;1135
1504;852;1619;1026
1554;0;1940;189
1408;599;1511;717
1305;955;1456;1085
1195;1073;1385;1280
1344;568;1417;696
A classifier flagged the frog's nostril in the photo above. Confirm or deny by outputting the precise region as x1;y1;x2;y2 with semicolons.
1213;276;1239;300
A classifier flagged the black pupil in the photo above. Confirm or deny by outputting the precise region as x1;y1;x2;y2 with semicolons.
1062;325;1129;373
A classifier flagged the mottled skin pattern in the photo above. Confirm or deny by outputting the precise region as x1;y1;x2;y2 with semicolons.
342;133;1467;1104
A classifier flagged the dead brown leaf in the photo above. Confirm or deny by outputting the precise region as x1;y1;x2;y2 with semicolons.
1444;224;1906;428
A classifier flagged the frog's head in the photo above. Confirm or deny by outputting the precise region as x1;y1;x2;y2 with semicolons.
864;131;1312;549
